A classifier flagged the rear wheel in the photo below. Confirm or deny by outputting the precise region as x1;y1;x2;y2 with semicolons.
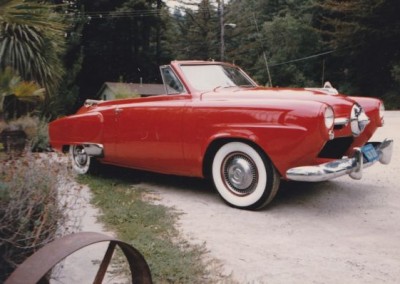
211;142;280;210
69;145;93;174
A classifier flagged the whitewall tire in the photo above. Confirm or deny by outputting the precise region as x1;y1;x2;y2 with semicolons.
212;142;280;210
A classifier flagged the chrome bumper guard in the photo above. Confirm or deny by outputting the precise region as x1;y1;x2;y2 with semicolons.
286;139;393;182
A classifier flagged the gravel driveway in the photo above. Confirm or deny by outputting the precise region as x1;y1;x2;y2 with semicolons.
141;111;400;283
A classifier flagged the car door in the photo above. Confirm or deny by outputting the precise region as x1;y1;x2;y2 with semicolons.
113;95;190;175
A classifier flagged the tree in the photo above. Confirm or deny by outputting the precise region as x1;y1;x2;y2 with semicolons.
0;0;67;101
171;0;219;60
313;0;400;98
223;0;261;69
259;13;322;87
224;0;320;86
77;0;172;102
0;67;20;117
48;0;86;117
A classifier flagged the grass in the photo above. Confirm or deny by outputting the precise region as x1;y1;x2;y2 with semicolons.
77;169;213;283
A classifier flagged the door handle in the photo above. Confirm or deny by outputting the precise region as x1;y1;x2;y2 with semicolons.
115;108;123;114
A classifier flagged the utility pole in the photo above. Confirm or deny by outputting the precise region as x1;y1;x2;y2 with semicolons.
253;12;273;87
219;0;225;61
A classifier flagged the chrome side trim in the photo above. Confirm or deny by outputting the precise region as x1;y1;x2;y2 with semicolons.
83;143;104;157
286;139;393;182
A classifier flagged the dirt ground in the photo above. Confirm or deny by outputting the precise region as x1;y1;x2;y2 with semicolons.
141;111;400;283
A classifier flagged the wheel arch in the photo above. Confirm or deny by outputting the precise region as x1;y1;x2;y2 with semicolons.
62;145;70;153
202;137;279;179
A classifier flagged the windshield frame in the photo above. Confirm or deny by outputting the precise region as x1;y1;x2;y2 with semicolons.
160;65;187;95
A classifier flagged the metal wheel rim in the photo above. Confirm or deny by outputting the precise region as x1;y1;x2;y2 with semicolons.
73;146;88;168
221;152;258;196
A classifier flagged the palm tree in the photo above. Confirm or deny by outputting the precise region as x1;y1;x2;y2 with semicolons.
0;0;66;101
0;67;20;117
0;67;44;120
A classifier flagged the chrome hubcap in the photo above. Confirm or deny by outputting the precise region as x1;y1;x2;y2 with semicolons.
73;146;88;167
222;153;258;196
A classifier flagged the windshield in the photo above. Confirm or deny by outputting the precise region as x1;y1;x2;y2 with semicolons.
180;64;257;92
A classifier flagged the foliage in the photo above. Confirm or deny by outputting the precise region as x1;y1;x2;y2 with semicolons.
115;88;140;99
0;153;76;282
14;116;50;151
3;0;393;117
10;81;44;103
66;0;400;111
260;13;322;87
0;119;6;134
0;67;46;121
391;63;400;84
0;67;20;93
313;0;400;100
5;116;37;139
1;116;50;152
171;0;219;60
223;0;261;66
76;0;171;102
78;171;218;283
0;0;67;100
48;1;86;117
0;67;20;115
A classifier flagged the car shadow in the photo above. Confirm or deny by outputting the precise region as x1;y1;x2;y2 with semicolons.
267;178;373;215
271;181;329;205
90;163;370;213
91;163;216;195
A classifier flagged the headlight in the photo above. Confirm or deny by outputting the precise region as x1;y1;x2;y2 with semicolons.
350;104;370;136
324;106;334;129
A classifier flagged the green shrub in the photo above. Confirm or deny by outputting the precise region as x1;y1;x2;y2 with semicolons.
382;91;400;110
0;116;50;154
0;153;74;282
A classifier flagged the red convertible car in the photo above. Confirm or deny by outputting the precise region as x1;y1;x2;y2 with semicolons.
49;60;393;210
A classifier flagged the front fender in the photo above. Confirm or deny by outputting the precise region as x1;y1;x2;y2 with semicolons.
201;123;318;177
196;104;329;178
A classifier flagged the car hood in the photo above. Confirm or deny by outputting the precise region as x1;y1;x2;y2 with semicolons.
200;86;357;117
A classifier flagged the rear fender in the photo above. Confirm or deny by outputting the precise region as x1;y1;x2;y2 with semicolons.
49;112;104;151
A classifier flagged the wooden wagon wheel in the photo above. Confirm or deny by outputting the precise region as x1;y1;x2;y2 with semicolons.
5;232;152;284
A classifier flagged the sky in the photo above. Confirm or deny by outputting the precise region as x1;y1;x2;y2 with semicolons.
166;0;228;10
166;0;180;8
165;0;197;9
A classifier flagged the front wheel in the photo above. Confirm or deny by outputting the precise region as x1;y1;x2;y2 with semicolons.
211;142;280;210
69;145;93;174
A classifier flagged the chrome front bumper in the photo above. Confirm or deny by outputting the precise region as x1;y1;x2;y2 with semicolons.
286;139;393;182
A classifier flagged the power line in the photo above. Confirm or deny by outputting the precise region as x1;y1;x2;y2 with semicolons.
65;5;339;68
269;50;337;67
65;5;219;19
